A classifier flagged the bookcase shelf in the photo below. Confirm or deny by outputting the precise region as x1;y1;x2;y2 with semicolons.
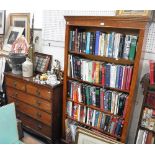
68;77;130;93
67;98;123;118
69;51;134;65
66;115;121;140
62;16;149;144
140;126;155;135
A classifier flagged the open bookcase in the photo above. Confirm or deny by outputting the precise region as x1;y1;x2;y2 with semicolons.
62;16;149;143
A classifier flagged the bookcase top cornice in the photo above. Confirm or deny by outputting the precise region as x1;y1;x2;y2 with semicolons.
64;16;150;29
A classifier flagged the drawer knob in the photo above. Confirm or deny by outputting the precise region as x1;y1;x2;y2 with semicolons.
36;112;42;118
13;82;17;87
36;90;40;96
36;100;42;105
37;124;42;130
14;92;18;97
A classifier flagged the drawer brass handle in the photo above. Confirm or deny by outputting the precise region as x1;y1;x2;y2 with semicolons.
13;82;17;87
36;100;42;105
14;92;18;97
36;90;40;96
36;112;42;118
37;124;42;130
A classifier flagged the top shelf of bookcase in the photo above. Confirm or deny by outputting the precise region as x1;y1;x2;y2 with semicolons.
69;52;134;65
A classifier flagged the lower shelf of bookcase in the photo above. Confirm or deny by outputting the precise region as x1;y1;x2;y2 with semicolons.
66;115;121;140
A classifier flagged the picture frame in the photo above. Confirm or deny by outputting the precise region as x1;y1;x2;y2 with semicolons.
0;10;6;35
10;13;30;43
75;127;122;144
34;52;52;73
116;10;153;18
33;28;42;53
3;26;24;52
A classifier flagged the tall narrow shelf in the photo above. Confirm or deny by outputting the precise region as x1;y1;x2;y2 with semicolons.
135;80;155;144
62;16;149;143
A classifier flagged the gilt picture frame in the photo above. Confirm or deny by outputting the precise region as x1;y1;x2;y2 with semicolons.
0;10;6;35
116;10;153;17
10;13;30;43
75;127;122;144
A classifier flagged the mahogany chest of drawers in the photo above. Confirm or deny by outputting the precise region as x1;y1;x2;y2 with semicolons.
5;72;63;143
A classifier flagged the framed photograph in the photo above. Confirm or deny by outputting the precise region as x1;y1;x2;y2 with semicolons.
3;26;24;52
10;13;30;43
75;127;122;144
116;10;153;17
34;52;52;73
33;28;42;53
0;10;6;34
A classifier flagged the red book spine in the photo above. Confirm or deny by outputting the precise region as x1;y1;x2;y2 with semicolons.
100;90;104;110
101;65;105;86
149;60;154;84
146;132;153;144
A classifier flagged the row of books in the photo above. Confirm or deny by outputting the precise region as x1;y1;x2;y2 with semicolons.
66;101;124;136
149;60;155;84
141;107;155;131
69;29;138;60
67;80;128;116
136;129;155;144
68;55;133;90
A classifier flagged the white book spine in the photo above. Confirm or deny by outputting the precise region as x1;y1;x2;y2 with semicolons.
92;110;96;127
110;65;117;88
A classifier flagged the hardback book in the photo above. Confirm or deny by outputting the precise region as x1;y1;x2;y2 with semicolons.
86;32;91;54
108;32;115;58
123;35;131;59
113;33;121;59
128;35;138;61
149;60;155;84
67;101;73;117
82;32;86;53
95;31;100;56
118;34;125;58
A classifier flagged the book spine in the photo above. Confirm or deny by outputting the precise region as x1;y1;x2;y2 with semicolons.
86;32;91;54
149;60;155;84
128;35;138;61
95;31;100;56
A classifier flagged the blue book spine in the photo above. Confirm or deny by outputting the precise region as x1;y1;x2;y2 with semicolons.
104;91;109;111
118;66;123;89
108;32;114;58
95;31;100;55
105;64;111;87
115;119;123;136
86;32;91;54
94;111;100;127
115;65;120;88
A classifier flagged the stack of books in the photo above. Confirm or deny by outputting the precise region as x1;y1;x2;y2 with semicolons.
66;101;124;137
68;55;133;90
69;29;138;61
67;80;128;116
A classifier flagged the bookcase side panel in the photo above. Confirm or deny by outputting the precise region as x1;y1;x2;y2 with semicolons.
62;24;70;139
121;29;145;143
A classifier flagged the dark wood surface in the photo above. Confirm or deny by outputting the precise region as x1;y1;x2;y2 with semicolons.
62;16;148;143
5;72;63;143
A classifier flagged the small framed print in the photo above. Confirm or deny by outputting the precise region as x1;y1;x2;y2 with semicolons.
33;28;42;53
0;10;6;35
75;127;122;144
34;52;52;73
3;26;24;52
10;13;30;43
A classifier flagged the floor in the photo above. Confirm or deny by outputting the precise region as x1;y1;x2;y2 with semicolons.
21;132;45;144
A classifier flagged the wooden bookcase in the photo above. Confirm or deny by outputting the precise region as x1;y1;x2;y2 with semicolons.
62;16;149;143
135;79;155;144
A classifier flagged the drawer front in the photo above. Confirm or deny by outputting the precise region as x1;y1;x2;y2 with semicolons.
16;111;51;139
13;100;51;126
5;77;26;91
26;84;52;100
7;87;51;113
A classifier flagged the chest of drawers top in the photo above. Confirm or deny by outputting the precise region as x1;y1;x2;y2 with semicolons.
5;72;62;100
